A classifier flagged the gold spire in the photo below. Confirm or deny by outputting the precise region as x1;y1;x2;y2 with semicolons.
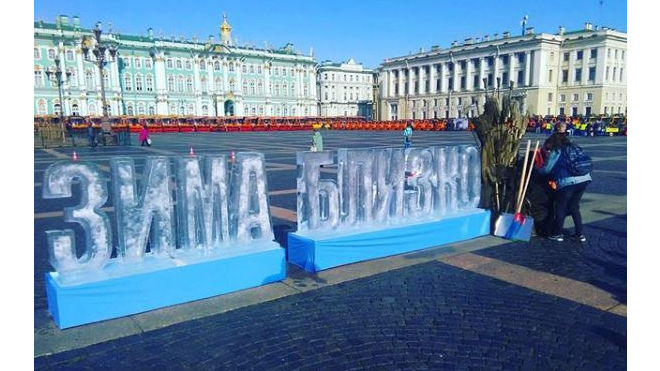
220;12;231;34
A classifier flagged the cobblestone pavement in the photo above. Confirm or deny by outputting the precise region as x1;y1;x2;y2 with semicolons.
34;131;626;369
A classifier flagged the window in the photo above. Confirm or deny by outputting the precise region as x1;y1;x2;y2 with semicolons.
559;107;565;116
199;60;205;70
548;70;553;83
590;49;597;59
135;74;143;91
67;68;77;87
282;82;288;97
612;67;617;82
563;52;569;62
607;48;611;58
34;70;43;87
283;68;287;76
135;58;141;68
124;73;132;91
303;83;308;96
574;68;582;82
48;49;56;60
177;76;184;92
502;55;509;65
257;81;263;95
621;51;625;60
185;60;191;70
66;50;74;61
487;74;492;87
176;60;183;69
86;71;96;89
249;81;255;95
258;65;262;74
214;61;221;71
186;77;193;92
242;64;247;73
71;103;80;115
146;75;154;91
291;84;295;96
576;50;583;60
274;67;279;76
188;103;195;114
614;49;618;59
168;76;175;91
572;93;579;102
215;77;222;91
88;103;97;115
620;68;624;82
502;72;509;86
148;105;156;115
229;63;234;72
517;70;524;85
560;94;566;102
588;67;595;81
457;97;462;105
460;76;466;90
548;93;553;102
249;65;254;74
167;59;173;68
145;58;152;69
37;99;47;114
585;92;593;101
34;47;40;59
200;77;207;92
606;67;610;81
229;80;235;93
137;103;145;115
103;71;110;88
517;53;525;64
242;81;248;94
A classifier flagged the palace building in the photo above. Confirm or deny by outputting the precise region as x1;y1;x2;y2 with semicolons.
316;58;375;118
377;23;627;120
34;14;318;117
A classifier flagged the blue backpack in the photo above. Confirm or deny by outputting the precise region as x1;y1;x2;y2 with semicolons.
561;143;593;176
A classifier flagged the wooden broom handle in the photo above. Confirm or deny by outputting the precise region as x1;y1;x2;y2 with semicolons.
515;140;531;213
517;140;540;213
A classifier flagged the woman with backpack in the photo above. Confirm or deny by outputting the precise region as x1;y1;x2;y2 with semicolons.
538;129;593;242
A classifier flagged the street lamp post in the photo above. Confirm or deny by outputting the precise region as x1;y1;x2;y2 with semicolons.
81;22;118;119
46;57;72;144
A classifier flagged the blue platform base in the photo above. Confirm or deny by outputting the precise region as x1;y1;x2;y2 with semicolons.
46;243;285;329
288;209;491;273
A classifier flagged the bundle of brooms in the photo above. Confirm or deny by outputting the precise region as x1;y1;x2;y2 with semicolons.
472;95;538;240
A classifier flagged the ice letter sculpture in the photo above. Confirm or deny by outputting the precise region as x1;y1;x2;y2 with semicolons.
459;145;481;209
111;156;176;260
229;152;273;242
176;155;229;251
374;148;405;222
405;148;434;217
42;162;112;273
338;149;375;226
433;146;460;215
296;151;339;232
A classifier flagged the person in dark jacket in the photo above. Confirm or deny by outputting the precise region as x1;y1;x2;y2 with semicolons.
538;129;592;242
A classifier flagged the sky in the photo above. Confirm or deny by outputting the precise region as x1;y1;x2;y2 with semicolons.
34;0;627;69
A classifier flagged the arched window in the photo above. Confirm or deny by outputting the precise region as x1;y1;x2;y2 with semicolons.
148;105;155;115
145;58;152;69
71;102;80;116
214;77;222;91
259;105;264;115
123;73;132;91
67;68;77;87
135;74;143;91
242;81;248;94
257;81;263;95
186;77;193;92
146;75;154;91
34;47;41;59
177;75;184;92
282;68;287;77
176;59;183;69
200;77;208;92
275;106;280;115
250;81;256;95
48;49;56;60
201;105;209;116
185;60;191;70
180;104;186;115
169;103;177;114
126;103;134;115
257;65;262;74
102;70;110;88
166;59;173;68
86;70;96;89
34;70;43;87
251;107;256;116
282;82;288;97
249;65;254;74
284;106;288;116
304;106;309;116
66;50;74;61
168;75;175;91
214;61;220;71
137;103;145;115
228;63;234;72
36;99;47;115
134;57;141;68
187;103;195;115
229;80;235;93
199;60;206;70
88;103;97;115
291;84;295;96
292;107;296;116
274;83;279;96
242;64;247;73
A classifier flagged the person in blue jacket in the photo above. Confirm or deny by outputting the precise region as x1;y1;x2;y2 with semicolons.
403;122;413;149
538;125;592;242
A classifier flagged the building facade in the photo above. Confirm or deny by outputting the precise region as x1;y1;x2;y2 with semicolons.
317;58;374;118
378;23;627;120
34;14;318;117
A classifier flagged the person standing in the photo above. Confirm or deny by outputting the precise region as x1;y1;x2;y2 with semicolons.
403;122;413;149
311;128;323;152
139;124;151;146
538;130;592;242
87;121;97;147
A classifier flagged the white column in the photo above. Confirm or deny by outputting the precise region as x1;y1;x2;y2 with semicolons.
236;60;243;96
264;64;272;97
452;62;458;92
493;56;500;89
222;57;229;92
524;51;532;86
192;56;201;91
76;47;85;89
479;58;486;89
407;68;413;97
581;54;588;85
439;63;445;93
508;54;515;88
429;65;436;94
154;53;168;114
466;59;473;92
397;69;404;97
419;66;425;95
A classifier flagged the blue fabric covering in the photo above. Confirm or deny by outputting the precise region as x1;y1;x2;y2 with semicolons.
46;245;286;329
493;213;535;241
288;209;491;272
